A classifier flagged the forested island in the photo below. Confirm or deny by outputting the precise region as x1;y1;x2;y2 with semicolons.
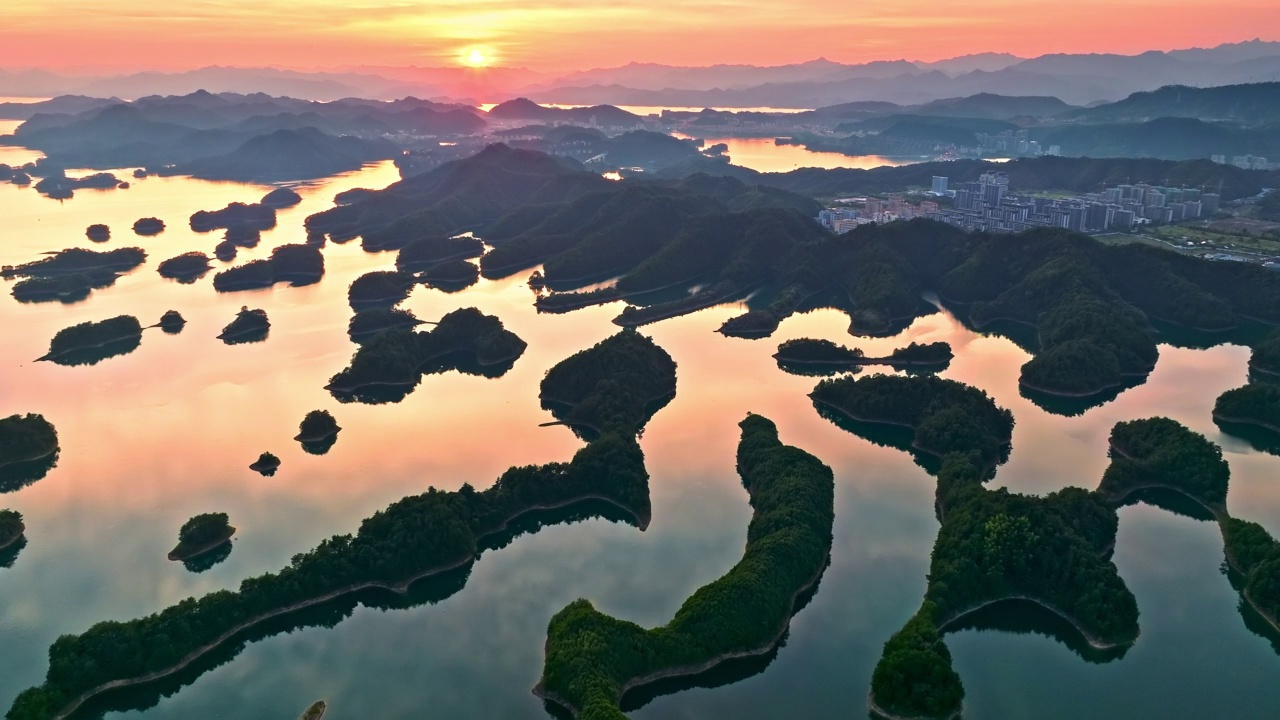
261;187;302;209
168;513;235;562
3;246;144;303
0;414;59;494
810;374;1014;469
1098;418;1230;513
0;510;24;552
347;271;416;310
395;235;484;273
85;224;109;242
775;339;953;373
539;330;678;440
132;218;164;236
217;307;270;344
39;316;143;366
327;308;526;403
420;259;479;292
157;252;212;283
4;329;679;720
1212;332;1280;453
1250;331;1280;379
158;311;186;334
346;308;424;344
296;411;340;454
249;452;280;476
212;244;324;291
189;202;276;234
536;414;834;720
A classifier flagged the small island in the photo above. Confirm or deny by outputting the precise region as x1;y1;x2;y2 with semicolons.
158;310;186;334
218;307;270;345
327;307;526;402
261;187;303;209
157;252;213;283
0;510;24;553
40;315;144;365
34;171;122;199
85;224;110;242
1214;383;1280;447
132;217;165;236
212;244;324;291
249;452;281;476
347;307;425;344
168;513;235;562
775;339;953;373
1249;330;1280;379
3;247;145;304
420;259;480;292
296;411;340;455
347;270;417;310
0;414;59;471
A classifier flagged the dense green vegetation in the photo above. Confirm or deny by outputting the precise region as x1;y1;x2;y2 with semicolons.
395;235;484;272
42;316;143;363
250;452;281;476
538;414;833;720
0;510;23;549
540;330;678;438
327;308;526;402
6;330;677;720
261;187;302;209
169;513;234;560
1251;330;1280;377
212;244;324;291
217;308;270;344
158;311;185;334
157;252;212;283
775;339;864;364
870;601;963;719
811;374;1013;468
420;259;479;291
0;415;57;470
1223;519;1280;632
10;269;123;304
296;411;340;443
132;218;165;236
85;224;109;242
890;342;954;365
1215;384;1280;434
347;271;416;310
1099;418;1230;510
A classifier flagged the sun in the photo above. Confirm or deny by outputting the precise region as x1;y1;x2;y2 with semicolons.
460;47;493;68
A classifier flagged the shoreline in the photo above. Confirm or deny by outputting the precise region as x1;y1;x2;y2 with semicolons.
867;692;962;720
936;595;1132;650
42;492;648;720
0;447;56;471
37;332;142;362
167;527;236;562
325;346;524;394
533;558;828;717
1213;413;1280;436
0;522;26;553
774;352;949;368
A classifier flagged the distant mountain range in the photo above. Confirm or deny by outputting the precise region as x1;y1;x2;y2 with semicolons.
2;40;1279;107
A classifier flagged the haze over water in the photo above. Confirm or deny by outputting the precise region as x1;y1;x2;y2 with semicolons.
0;149;1278;718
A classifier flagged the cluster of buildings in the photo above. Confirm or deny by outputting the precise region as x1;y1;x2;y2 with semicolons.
1210;154;1276;171
924;172;1221;233
975;129;1060;157
817;196;940;232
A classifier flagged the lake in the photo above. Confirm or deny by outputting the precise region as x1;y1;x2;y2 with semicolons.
0;156;1278;720
676;134;914;173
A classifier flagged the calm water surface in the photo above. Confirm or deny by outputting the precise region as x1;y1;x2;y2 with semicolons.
676;133;913;173
0;157;1277;720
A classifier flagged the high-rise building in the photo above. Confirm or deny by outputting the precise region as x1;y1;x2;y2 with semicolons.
1202;193;1221;215
931;176;949;195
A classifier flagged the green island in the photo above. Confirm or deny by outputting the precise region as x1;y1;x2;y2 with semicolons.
39;315;143;366
774;339;952;374
346;307;425;344
157;252;213;284
296;410;340;455
808;372;1280;719
0;414;59;494
347;270;417;310
1252;331;1280;379
3;247;145;304
810;374;1014;469
420;259;479;292
327;307;526;403
261;187;302;209
85;224;109;242
539;329;677;439
395;235;484;273
4;328;677;720
1212;332;1280;455
249;452;281;476
189;202;276;234
168;513;236;562
132;218;164;236
217;308;270;345
157;310;185;334
0;510;25;553
535;413;834;720
212;244;324;291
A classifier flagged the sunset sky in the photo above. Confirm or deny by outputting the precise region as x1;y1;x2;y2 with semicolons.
2;0;1279;72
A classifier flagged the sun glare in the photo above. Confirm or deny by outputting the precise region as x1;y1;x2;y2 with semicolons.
461;47;492;67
